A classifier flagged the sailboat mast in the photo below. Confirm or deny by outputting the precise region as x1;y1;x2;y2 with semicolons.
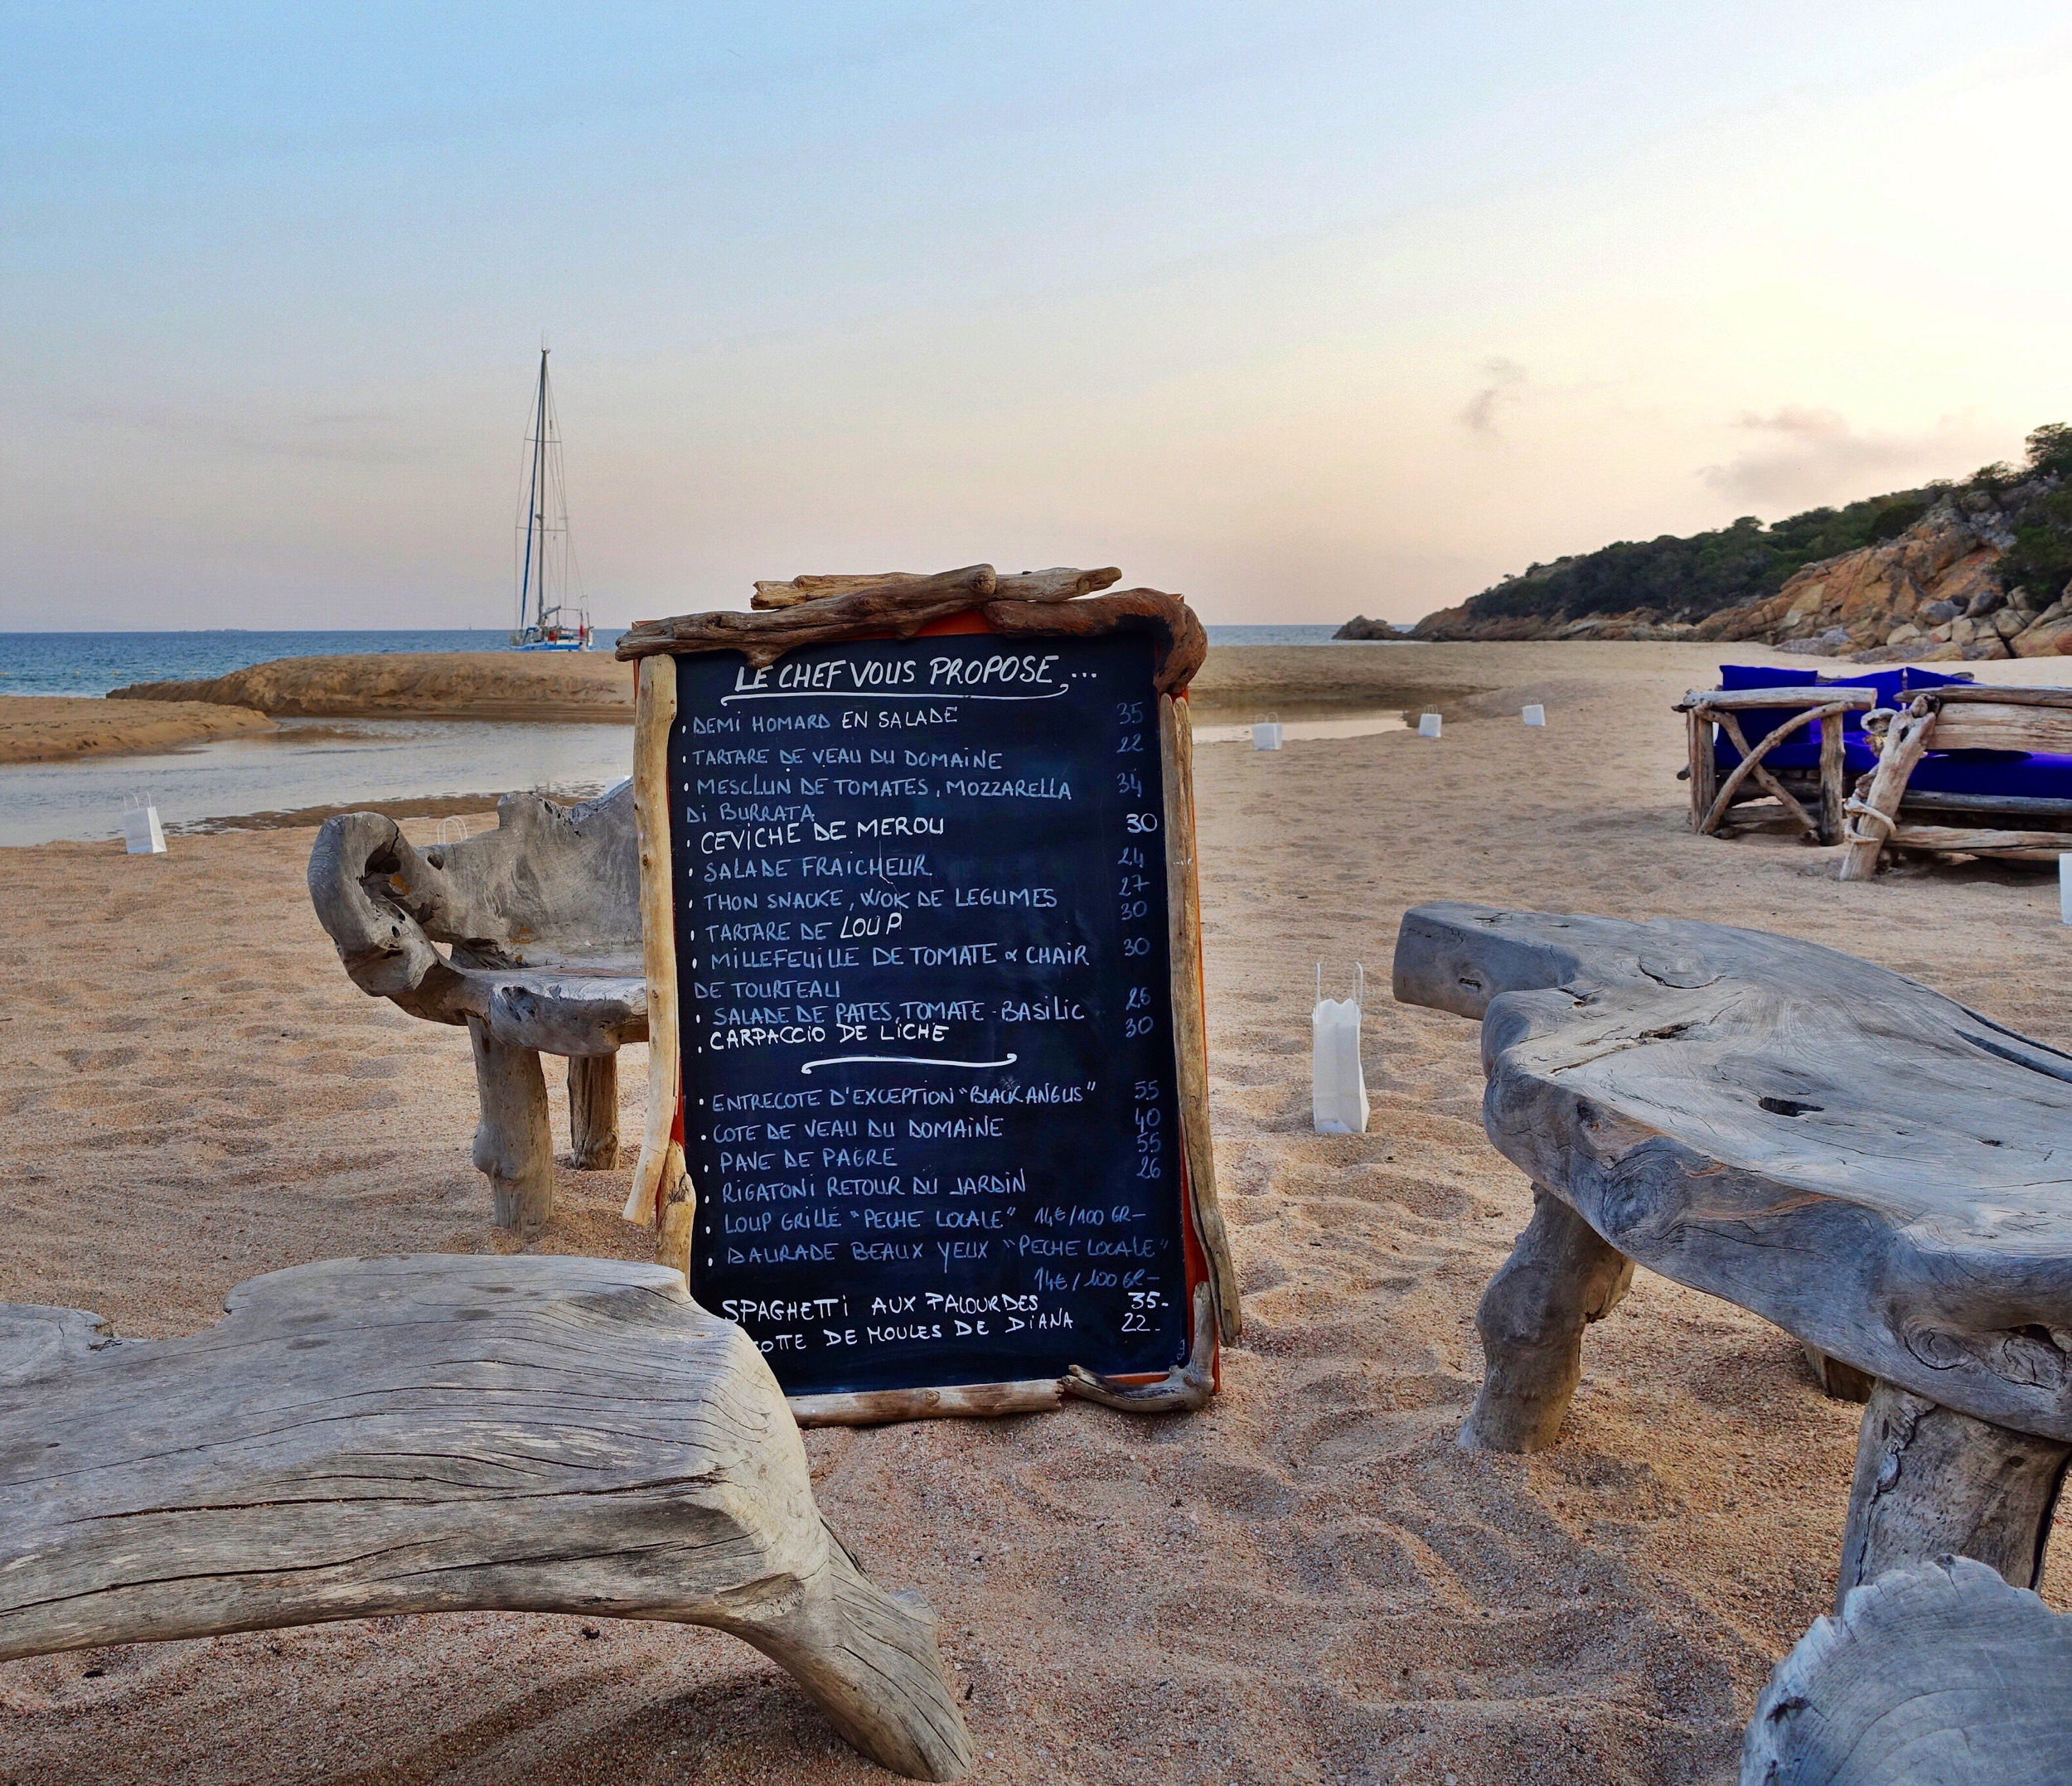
520;347;549;633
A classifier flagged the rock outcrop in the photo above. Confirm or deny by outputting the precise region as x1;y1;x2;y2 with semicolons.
1407;482;2072;662
1694;501;2037;661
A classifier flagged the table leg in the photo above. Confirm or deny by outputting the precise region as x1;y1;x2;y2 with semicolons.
1460;1187;1634;1454
1837;1379;2072;1609
467;1018;554;1232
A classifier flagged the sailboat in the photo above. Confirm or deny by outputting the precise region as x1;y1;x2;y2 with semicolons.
509;343;593;651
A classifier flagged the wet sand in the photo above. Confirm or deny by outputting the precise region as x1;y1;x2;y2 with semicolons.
0;695;273;765
6;641;2072;1784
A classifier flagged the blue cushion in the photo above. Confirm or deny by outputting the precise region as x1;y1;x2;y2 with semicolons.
1710;665;1978;776
1907;750;2072;802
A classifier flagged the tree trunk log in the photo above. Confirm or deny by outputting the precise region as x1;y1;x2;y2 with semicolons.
468;1017;554;1230
568;1052;620;1169
1742;1556;2072;1786
1837;1380;2072;1608
1460;1187;1634;1453
0;1256;972;1782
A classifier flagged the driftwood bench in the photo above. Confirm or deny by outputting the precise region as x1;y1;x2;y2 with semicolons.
1742;1556;2072;1784
1393;903;2072;1605
308;784;644;1230
0;1254;971;1780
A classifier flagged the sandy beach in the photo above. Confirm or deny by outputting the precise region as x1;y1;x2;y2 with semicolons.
106;639;1503;731
6;640;2072;1784
0;695;273;765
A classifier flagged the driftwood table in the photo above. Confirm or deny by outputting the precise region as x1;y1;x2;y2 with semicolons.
1393;903;2072;1606
308;784;644;1231
0;1254;971;1781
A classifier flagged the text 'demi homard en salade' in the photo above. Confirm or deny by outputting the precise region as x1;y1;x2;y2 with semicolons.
670;632;1192;1396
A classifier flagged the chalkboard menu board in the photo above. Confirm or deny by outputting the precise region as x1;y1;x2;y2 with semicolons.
667;632;1193;1397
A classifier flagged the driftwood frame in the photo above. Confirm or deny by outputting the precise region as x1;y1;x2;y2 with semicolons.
1838;684;2072;878
618;571;1237;1426
1675;685;1874;846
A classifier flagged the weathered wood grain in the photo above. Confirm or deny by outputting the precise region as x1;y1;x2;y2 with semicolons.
1837;1380;2072;1603
1818;710;1846;845
1917;701;2072;753
619;566;1000;664
1886;823;2072;854
1741;1556;2072;1785
0;1256;972;1782
1391;903;2072;1445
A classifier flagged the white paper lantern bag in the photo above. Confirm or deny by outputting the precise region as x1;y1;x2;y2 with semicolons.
1312;963;1370;1135
120;796;167;855
1251;713;1284;751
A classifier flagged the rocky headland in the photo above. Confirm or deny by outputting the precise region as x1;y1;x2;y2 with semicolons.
1402;424;2072;664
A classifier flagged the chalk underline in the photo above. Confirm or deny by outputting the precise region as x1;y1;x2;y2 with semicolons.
718;687;1072;704
799;1053;1019;1076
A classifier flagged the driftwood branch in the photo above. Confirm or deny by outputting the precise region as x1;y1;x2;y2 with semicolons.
1838;699;1937;879
619;565;1000;665
1708;709;1823;839
791;1379;1066;1427
0;1256;972;1781
626;654;695;1256
1742;1557;2072;1786
1065;1282;1219;1412
1675;687;1876;713
568;1052;620;1169
1160;693;1239;1343
467;1018;553;1231
752;566;1120;609
1459;1186;1633;1452
980;588;1206;695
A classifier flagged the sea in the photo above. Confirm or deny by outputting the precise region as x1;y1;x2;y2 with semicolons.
0;624;1411;846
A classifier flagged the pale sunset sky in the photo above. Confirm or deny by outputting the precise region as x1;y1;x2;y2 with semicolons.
6;2;2070;630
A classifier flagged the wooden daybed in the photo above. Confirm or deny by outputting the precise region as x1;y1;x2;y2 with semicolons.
1678;670;2072;876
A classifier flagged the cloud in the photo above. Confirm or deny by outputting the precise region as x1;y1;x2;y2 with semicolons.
1698;408;1987;509
1459;356;1527;437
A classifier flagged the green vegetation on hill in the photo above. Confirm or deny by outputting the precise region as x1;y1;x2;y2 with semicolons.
1450;424;2072;629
